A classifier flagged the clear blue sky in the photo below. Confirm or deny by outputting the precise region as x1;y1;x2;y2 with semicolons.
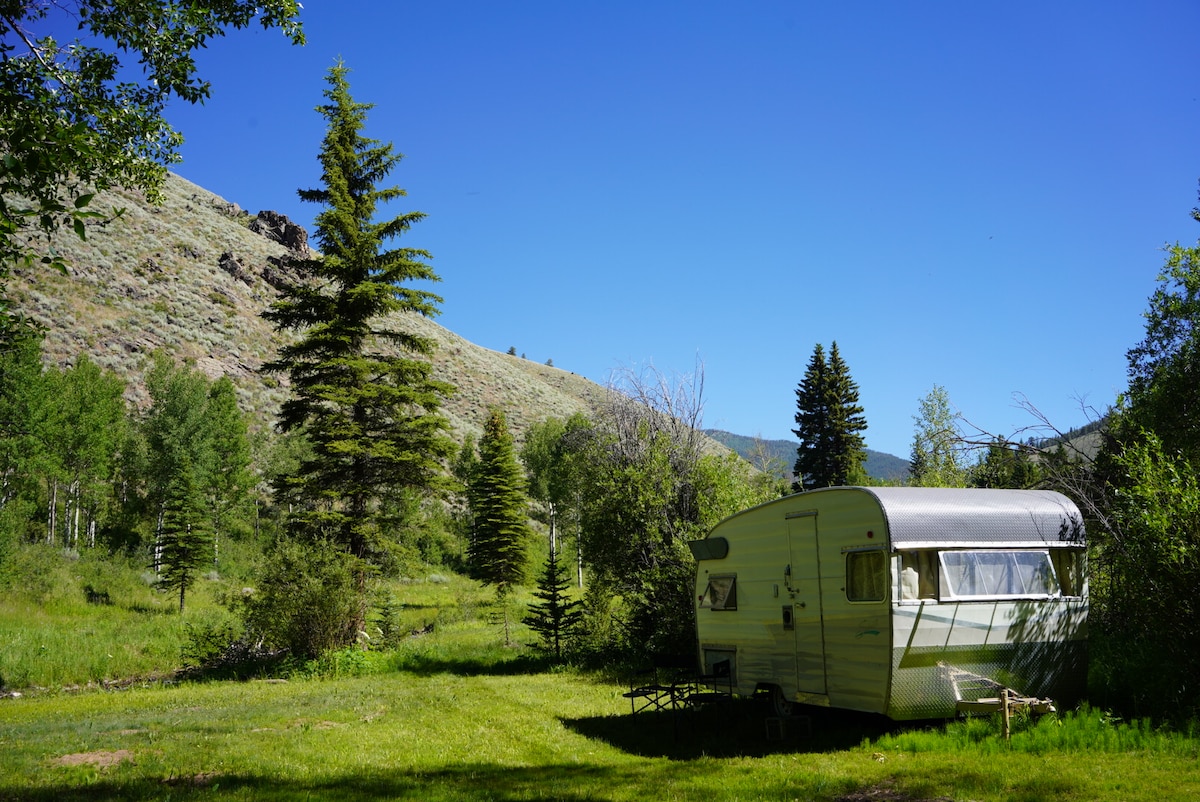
160;1;1198;459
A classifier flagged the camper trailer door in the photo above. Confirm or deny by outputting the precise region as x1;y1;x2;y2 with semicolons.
786;511;827;694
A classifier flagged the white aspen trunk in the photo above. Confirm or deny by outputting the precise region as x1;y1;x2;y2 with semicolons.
46;479;57;546
153;503;165;574
576;534;584;589
212;499;220;567
87;515;97;549
62;495;72;548
71;480;81;549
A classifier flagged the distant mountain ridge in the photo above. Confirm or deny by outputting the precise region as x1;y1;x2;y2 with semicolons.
702;429;910;483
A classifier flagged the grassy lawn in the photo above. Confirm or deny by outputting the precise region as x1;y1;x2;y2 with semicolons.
3;671;1200;801
3;551;1199;801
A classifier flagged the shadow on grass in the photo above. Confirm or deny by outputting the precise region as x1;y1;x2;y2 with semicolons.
0;760;828;802
563;697;898;759
6;751;1076;802
389;651;558;677
2;763;696;802
125;602;176;616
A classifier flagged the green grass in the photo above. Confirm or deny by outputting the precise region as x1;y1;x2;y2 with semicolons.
3;548;1200;801
3;675;1200;801
0;547;187;689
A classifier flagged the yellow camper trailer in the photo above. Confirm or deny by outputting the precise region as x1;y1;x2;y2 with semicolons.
688;487;1087;720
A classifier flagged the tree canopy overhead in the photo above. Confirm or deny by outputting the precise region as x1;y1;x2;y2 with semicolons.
0;0;304;325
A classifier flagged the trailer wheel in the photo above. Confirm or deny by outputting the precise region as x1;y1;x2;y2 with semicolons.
759;684;795;717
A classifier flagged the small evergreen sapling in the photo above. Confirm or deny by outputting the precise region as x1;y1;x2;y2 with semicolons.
156;460;212;613
524;546;583;659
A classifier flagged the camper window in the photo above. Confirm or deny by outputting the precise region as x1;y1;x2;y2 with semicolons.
700;574;737;610
846;550;885;602
939;550;1058;599
899;551;939;601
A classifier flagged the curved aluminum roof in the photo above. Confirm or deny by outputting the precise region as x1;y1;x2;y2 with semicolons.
860;487;1085;547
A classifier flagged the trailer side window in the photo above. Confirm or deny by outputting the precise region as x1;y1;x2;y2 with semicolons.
899;551;940;601
939;550;1058;599
699;574;737;610
846;550;885;602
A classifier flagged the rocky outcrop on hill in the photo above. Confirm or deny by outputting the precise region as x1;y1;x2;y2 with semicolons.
248;210;309;254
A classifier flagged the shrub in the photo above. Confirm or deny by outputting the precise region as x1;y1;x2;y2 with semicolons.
242;539;367;660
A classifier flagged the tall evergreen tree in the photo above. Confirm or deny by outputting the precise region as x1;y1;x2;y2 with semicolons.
263;62;455;564
468;408;532;596
792;341;868;491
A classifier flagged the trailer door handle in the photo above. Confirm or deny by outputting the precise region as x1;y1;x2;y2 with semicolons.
784;564;798;594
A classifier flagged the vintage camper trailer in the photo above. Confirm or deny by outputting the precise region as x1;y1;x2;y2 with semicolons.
689;487;1087;720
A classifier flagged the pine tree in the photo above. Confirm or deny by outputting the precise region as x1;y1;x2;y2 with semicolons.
263;61;456;563
524;545;583;659
792;343;829;491
156;460;211;613
792;341;868;490
468;408;532;596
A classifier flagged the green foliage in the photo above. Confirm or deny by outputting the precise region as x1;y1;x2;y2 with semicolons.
909;384;968;487
792;341;868;491
154;458;211;613
1081;191;1200;720
0;326;46;556
467;408;533;595
969;437;1045;488
567;404;778;660
138;352;254;569
703;428;910;484
200;376;253;551
0;0;303;320
263;62;456;564
521;412;591;583
41;353;128;546
1088;427;1200;718
523;546;582;659
1124;199;1200;461
0;337;130;551
242;538;368;660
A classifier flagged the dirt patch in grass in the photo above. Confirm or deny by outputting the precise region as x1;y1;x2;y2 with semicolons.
836;779;953;802
52;749;135;768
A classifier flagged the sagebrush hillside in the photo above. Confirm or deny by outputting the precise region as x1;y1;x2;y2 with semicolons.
8;173;609;442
